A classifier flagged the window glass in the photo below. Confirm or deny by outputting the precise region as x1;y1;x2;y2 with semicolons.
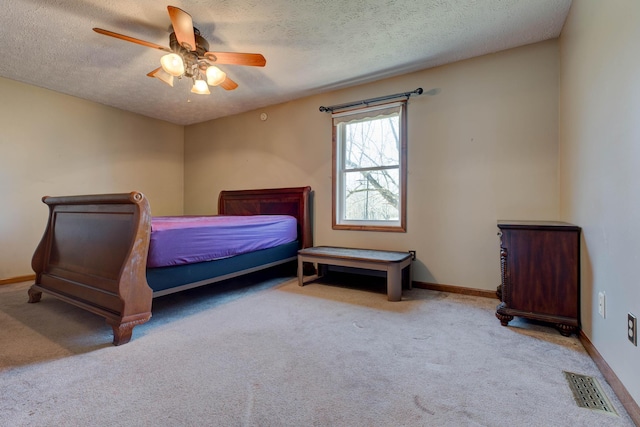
332;101;407;232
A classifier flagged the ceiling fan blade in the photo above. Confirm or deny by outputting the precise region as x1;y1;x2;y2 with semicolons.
147;67;174;87
167;6;196;51
220;75;239;91
204;51;266;67
93;28;171;52
146;67;162;77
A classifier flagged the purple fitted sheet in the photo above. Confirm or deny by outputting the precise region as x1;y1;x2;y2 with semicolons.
147;215;297;268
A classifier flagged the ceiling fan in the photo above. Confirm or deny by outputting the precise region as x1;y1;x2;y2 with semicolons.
93;6;266;94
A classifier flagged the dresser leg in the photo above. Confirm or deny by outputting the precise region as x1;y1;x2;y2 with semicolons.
556;324;577;337
495;312;514;326
495;303;513;326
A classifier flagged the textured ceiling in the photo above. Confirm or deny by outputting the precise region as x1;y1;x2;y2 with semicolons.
0;1;572;125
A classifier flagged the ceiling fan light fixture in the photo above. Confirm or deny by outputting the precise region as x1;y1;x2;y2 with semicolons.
94;6;261;94
206;66;227;86
160;53;185;76
191;78;210;95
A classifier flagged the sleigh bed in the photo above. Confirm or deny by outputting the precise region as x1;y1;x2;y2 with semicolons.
28;186;312;345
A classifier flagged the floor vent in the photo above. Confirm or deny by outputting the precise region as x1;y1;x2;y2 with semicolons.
564;371;618;415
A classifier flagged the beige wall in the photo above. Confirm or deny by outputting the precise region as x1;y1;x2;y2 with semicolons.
0;77;184;280
185;40;560;291
559;0;640;403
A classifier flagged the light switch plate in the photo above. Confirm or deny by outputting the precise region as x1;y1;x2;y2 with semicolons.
598;292;605;318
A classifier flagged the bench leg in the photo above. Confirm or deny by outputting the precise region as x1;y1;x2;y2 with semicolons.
399;261;413;291
409;264;413;289
318;263;329;277
387;264;402;301
298;256;304;286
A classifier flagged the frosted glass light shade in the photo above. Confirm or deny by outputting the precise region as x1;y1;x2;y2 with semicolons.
206;66;226;86
191;79;210;94
160;53;185;77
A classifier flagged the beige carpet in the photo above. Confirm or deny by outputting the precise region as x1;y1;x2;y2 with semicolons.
0;271;635;426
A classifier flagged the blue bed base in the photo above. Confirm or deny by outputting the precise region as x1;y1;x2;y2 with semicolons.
147;241;299;297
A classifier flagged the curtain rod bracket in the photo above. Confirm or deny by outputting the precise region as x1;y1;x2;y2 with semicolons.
319;87;423;113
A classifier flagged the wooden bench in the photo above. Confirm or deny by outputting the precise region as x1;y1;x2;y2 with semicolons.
297;246;413;301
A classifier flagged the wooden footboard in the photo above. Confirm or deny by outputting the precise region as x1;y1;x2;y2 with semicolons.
29;187;313;346
29;192;152;346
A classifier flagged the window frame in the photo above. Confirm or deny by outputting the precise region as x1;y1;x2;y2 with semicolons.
331;101;407;232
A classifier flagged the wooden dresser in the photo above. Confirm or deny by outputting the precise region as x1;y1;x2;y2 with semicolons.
495;221;581;336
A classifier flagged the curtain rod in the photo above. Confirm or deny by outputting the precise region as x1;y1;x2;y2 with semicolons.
319;87;423;113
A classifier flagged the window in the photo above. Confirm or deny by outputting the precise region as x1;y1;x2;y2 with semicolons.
332;101;407;232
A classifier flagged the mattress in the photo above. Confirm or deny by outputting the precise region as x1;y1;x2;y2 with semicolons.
147;215;298;268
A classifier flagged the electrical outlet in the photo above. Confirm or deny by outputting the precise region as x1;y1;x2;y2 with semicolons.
628;313;637;346
598;292;606;318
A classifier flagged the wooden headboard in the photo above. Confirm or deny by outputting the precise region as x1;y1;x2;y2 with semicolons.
218;186;313;249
